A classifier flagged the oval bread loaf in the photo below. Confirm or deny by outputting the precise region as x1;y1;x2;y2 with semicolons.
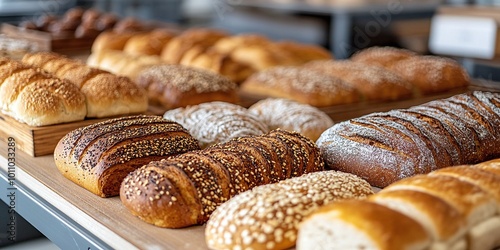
120;129;325;228
205;170;374;250
54;115;200;197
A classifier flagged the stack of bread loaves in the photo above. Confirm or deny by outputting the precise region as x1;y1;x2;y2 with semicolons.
317;91;500;188
297;159;500;250
120;129;325;228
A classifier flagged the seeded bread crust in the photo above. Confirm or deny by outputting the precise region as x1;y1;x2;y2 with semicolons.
54;115;200;197
119;129;325;228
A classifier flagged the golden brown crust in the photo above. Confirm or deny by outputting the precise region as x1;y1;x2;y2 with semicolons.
91;31;135;52
54;115;201;197
136;64;239;109
120;129;325;228
123;29;176;56
350;46;418;68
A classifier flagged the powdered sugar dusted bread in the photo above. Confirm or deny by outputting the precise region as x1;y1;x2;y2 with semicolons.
136;64;239;109
316;91;500;188
249;98;334;141
240;66;360;107
163;102;269;148
205;170;374;250
304;60;413;102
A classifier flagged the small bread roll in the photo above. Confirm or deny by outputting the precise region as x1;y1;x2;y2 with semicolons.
205;171;374;250
350;46;418;68
248;98;334;141
91;31;134;53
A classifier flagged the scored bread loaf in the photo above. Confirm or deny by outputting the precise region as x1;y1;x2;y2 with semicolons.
316;91;500;188
240;66;361;107
54;115;200;197
135;64;239;109
297;199;432;250
22;52;148;117
0;57;86;126
248;98;334;141
205;170;374;250
163;101;269;148
120;129;325;228
303;60;413;102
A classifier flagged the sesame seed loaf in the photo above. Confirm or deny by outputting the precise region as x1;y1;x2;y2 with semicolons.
0;57;87;126
317;91;500;188
135;64;239;109
119;129;325;228
163;101;269;148
54;115;200;197
249;98;334;142
205;170;374;250
22;52;148;118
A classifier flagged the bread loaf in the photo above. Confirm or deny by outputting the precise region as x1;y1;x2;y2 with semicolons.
205;170;374;250
135;65;239;109
123;29;176;56
248;98;334;141
54;115;200;197
241;66;361;107
91;31;134;52
22;52;148;118
350;46;418;68
317;91;500;188
0;57;86;126
163;102;269;148
304;60;413;102
120;129;325;228
297;199;431;250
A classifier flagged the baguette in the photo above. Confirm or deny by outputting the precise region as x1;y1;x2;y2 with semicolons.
22;52;148;118
317;91;500;188
54;115;200;197
0;57;86;126
120;129;325;228
205;171;374;250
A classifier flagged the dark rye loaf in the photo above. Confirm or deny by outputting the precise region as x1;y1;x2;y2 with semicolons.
317;91;500;188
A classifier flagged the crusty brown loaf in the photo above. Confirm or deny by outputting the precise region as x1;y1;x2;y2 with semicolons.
316;91;500;188
22;52;148;118
0;57;86;126
54;115;200;197
135;64;239;109
91;31;134;52
240;66;361;107
123;29;176;56
304;60;413;102
120;129;325;228
163;101;269;148
248;98;334;142
350;46;418;68
205;170;374;250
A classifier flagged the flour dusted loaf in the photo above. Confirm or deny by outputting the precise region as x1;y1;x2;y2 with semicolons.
120;129;325;228
297;161;500;250
241;66;360;107
163;101;269;148
205;170;374;250
350;46;418;68
135;64;238;109
54;115;200;197
0;57;86;126
22;52;148;118
248;98;334;141
317;91;500;188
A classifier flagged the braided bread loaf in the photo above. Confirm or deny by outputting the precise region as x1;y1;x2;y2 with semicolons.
317;91;500;188
22;52;148;118
0;57;86;126
163;102;269;148
54;115;200;197
120;129;325;228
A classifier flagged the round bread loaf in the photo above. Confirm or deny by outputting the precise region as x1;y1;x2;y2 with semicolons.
241;66;361;107
350;46;418;68
388;55;470;95
163;101;269;148
248;98;334;141
91;31;134;52
54;115;200;197
297;199;431;250
136;65;239;109
205;170;374;250
304;60;413;102
120;129;325;228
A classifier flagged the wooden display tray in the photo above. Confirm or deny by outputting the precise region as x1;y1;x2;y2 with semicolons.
1;23;96;52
